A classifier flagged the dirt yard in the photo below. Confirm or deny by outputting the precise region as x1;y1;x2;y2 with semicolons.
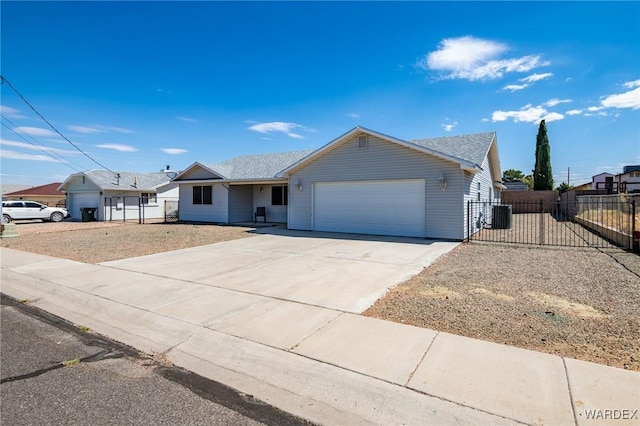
2;220;639;371
365;242;640;371
0;221;257;263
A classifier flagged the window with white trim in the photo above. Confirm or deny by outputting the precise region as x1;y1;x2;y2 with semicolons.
141;192;157;205
271;186;288;206
193;185;212;205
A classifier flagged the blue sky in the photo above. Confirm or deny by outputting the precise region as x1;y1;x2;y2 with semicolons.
1;1;639;187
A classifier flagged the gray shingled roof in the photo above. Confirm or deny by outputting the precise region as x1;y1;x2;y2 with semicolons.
83;170;171;191
201;150;315;180
409;132;496;167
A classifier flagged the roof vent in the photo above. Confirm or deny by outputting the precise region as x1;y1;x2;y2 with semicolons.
358;135;368;149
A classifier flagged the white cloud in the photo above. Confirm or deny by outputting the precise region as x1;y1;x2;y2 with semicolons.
0;149;60;162
600;84;640;110
623;79;640;89
68;124;134;134
503;84;528;92
0;105;26;119
161;148;188;154
103;126;133;134
178;116;198;123
442;121;458;132
0;138;77;155
248;121;314;139
521;73;553;83
543;112;564;122
544;98;571;107
503;72;554;92
492;104;564;124
96;143;138;152
346;113;360;119
68;125;105;134
418;36;549;81
587;106;605;112
13;126;57;137
566;109;582;115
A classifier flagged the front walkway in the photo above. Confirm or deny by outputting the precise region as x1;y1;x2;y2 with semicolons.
1;233;638;425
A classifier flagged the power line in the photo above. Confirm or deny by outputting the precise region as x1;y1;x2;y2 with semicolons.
0;75;117;175
0;117;86;173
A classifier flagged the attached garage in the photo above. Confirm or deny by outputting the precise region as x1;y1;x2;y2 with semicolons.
313;179;426;237
68;192;100;220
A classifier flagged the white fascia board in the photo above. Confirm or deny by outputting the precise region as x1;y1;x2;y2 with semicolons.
173;162;227;181
228;178;288;185
461;164;482;173
175;178;286;185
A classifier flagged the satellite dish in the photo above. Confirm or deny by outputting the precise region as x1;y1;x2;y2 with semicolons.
166;171;178;179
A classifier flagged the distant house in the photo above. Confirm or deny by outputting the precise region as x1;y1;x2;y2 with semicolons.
617;166;640;193
173;126;504;240
503;181;529;191
59;170;178;221
3;182;66;206
591;172;615;191
589;167;640;194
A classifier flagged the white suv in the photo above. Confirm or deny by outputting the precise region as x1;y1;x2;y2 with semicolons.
2;200;70;223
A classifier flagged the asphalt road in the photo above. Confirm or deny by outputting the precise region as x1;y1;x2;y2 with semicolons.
0;294;311;426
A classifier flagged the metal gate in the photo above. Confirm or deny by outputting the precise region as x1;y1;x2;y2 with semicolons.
467;196;637;251
164;200;179;223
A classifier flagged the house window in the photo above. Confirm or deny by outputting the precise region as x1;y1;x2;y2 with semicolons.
271;186;288;206
141;193;156;205
193;185;212;205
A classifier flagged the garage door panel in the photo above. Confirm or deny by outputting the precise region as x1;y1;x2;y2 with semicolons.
314;180;425;237
70;193;100;220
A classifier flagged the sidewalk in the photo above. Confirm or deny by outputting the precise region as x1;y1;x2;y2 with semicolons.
1;246;638;425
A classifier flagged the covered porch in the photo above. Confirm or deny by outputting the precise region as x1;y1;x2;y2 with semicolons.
226;181;290;224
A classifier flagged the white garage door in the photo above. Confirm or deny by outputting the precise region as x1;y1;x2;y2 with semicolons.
70;192;100;220
313;179;425;237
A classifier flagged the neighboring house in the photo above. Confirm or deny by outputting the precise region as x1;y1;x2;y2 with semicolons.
572;182;592;191
3;182;65;206
617;166;640;193
503;181;529;191
174;126;504;240
591;172;615;191
59;171;178;221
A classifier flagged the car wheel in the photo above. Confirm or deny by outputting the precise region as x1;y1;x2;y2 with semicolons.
2;214;11;224
50;212;64;222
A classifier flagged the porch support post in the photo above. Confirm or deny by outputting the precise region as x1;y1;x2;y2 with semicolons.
539;200;544;245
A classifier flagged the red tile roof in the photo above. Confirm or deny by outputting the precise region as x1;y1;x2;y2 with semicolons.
5;182;65;196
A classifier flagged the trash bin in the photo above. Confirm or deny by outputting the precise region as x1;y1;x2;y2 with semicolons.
492;205;512;229
80;207;96;222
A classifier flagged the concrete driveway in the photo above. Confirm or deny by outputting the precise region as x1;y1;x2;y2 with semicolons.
102;228;459;313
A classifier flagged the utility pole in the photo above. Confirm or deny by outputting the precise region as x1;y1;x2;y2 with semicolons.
567;167;570;185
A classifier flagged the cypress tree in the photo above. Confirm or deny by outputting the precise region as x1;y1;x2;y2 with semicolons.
533;119;553;190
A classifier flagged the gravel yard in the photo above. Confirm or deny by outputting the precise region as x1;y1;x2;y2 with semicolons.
364;242;640;371
0;221;257;263
2;220;638;371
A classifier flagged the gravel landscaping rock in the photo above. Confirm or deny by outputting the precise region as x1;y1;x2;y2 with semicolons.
364;242;640;371
0;221;257;264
